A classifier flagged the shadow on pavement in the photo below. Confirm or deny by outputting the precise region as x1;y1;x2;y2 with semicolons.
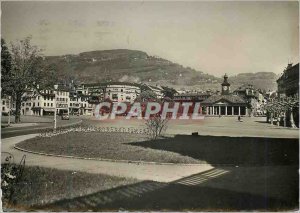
38;166;298;211
128;135;299;166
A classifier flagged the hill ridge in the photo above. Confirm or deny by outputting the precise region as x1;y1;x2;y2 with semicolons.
44;49;277;91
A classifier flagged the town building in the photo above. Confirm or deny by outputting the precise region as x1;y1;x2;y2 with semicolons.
1;96;14;115
69;85;94;116
104;82;140;103
30;85;70;116
277;63;299;98
201;74;248;116
84;82;141;104
174;91;211;103
233;85;265;116
1;81;167;117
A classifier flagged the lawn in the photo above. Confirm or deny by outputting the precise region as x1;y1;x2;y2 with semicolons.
130;134;299;166
17;132;202;164
2;165;139;210
17;132;299;165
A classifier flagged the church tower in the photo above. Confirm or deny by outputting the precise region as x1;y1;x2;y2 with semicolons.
221;74;230;95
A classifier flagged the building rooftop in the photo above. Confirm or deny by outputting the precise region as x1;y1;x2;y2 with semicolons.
174;92;211;97
83;81;142;88
202;94;247;104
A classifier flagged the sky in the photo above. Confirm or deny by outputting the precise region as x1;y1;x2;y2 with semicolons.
1;1;299;77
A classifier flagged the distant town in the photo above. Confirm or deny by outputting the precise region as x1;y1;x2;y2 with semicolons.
1;62;298;122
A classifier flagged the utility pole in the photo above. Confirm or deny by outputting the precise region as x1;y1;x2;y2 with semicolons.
54;85;58;132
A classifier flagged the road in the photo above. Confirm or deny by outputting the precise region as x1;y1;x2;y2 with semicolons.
1;117;82;139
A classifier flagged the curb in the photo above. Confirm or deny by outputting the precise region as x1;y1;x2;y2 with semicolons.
53;119;83;129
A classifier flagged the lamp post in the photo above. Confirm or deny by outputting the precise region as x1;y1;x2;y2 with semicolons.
54;84;58;132
8;96;11;126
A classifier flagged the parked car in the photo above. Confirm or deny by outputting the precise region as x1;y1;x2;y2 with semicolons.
61;114;70;120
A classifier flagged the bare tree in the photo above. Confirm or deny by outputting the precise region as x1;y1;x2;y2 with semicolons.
145;114;169;140
2;37;53;123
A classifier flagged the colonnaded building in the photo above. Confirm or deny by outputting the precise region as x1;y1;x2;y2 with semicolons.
201;74;248;116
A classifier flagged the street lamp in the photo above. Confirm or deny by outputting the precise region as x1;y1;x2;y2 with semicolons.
8;96;11;126
54;84;58;132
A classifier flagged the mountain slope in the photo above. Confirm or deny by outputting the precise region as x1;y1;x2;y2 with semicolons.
230;72;279;91
44;49;277;91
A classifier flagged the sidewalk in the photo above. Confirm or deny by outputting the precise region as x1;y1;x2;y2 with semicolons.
1;115;53;124
2;123;38;128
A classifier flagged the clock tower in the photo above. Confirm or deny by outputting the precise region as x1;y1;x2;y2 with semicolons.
221;74;230;95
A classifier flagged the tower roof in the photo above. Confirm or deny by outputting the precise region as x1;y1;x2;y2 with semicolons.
221;73;230;86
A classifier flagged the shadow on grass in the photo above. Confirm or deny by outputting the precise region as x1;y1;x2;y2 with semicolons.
38;167;299;211
128;135;299;166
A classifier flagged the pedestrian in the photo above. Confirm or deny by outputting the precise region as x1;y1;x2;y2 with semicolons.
238;116;241;122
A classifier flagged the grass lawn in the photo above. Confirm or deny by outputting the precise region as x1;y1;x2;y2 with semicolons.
2;165;139;210
17;132;202;164
130;134;299;166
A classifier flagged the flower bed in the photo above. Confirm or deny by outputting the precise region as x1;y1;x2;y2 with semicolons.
39;126;151;138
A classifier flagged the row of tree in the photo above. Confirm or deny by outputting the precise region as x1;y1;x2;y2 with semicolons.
264;95;299;128
1;37;58;123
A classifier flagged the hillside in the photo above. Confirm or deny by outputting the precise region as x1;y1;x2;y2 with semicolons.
44;49;277;91
230;72;279;92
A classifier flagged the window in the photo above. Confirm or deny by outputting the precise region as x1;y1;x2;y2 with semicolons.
112;94;118;99
2;107;5;111
33;103;35;107
44;103;46;106
38;103;39;106
47;103;49;106
51;103;53;107
2;101;5;105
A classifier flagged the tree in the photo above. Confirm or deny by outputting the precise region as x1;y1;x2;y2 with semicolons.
264;96;299;128
1;39;13;96
285;96;299;128
136;90;157;102
161;86;177;99
145;114;169;140
3;37;53;123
